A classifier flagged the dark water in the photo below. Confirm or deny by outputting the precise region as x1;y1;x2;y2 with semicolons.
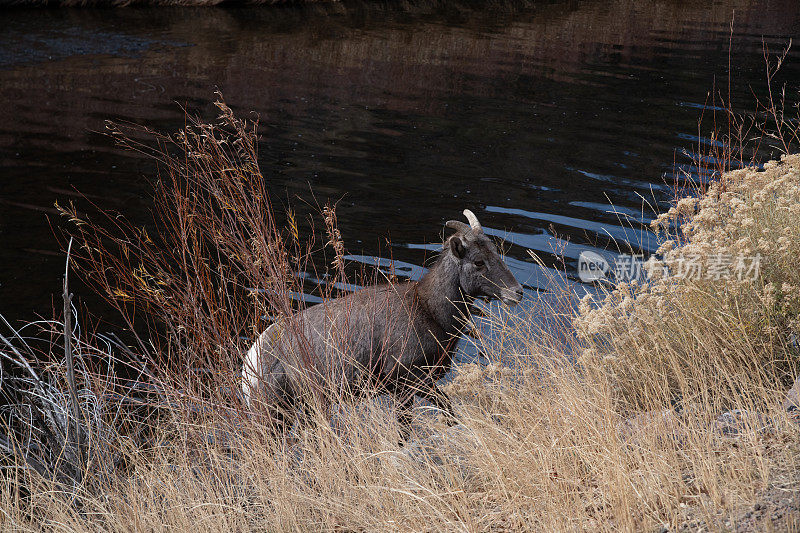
2;0;800;327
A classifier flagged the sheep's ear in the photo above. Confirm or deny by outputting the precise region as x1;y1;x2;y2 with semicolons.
450;236;466;259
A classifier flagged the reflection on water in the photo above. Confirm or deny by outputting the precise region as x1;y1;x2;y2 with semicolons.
1;0;799;331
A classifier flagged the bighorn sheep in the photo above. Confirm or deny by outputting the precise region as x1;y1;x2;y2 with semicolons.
242;209;523;437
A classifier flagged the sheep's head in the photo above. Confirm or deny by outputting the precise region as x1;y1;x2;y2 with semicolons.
445;210;523;306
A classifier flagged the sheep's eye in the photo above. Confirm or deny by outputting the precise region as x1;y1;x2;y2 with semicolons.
474;260;485;269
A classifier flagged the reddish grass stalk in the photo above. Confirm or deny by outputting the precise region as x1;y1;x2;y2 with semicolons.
59;96;341;415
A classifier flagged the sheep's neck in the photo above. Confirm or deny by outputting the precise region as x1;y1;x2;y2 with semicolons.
415;255;471;336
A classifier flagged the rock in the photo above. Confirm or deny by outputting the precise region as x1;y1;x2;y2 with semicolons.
714;410;771;437
784;373;800;417
619;409;684;444
202;426;235;449
395;423;478;478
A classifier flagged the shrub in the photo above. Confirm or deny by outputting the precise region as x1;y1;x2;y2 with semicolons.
576;155;800;413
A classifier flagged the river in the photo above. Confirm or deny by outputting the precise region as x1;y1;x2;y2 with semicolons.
1;0;799;338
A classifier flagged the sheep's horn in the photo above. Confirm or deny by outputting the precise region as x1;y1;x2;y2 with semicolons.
463;209;483;232
445;220;470;233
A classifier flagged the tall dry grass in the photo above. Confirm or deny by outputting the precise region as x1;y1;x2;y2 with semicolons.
3;261;799;531
2;61;800;530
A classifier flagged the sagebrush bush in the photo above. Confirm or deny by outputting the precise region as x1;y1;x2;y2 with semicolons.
576;154;800;412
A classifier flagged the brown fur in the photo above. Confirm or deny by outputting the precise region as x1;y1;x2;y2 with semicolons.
242;214;523;437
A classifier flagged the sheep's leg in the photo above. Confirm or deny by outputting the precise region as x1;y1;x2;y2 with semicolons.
246;388;290;436
415;381;458;426
294;398;323;437
395;394;415;443
267;406;289;437
258;369;299;440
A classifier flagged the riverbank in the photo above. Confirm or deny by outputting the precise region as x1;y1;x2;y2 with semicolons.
2;97;800;529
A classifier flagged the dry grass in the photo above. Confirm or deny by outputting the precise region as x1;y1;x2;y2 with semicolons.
3;80;800;531
2;276;799;531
